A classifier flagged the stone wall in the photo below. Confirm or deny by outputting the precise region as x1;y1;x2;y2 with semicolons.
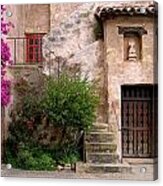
43;2;108;123
50;3;82;28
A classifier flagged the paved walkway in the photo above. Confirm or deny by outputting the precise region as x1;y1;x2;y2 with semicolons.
1;164;95;179
1;164;154;180
1;165;123;180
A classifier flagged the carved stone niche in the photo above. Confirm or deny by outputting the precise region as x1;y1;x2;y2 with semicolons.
118;27;147;62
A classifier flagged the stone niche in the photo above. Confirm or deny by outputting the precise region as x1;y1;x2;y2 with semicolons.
118;26;147;62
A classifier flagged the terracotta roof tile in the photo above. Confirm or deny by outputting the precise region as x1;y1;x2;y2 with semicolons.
95;1;158;20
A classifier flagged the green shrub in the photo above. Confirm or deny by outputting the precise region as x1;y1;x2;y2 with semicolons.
58;151;80;165
42;74;99;131
40;74;99;152
5;73;99;170
6;147;56;171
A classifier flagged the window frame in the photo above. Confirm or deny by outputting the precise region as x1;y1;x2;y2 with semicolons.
26;33;45;63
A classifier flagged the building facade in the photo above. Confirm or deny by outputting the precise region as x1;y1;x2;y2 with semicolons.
5;1;158;180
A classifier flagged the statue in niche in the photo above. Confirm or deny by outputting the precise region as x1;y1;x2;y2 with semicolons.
127;38;137;61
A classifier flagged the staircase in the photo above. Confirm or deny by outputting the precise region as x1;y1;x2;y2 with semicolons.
80;122;131;174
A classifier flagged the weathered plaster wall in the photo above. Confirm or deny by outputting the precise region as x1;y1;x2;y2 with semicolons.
25;4;50;33
6;4;50;35
104;16;157;156
6;5;25;63
6;4;50;63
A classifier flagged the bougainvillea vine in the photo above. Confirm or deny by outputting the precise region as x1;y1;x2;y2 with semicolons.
1;5;13;107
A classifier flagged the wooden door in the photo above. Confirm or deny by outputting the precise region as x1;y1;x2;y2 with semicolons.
121;84;158;158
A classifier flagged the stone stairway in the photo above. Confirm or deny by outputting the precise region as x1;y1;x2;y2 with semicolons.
79;122;131;174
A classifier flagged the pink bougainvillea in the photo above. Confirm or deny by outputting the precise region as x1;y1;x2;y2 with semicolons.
1;5;13;107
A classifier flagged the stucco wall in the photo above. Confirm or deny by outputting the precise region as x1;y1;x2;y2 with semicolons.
6;4;50;64
103;16;157;156
6;4;50;35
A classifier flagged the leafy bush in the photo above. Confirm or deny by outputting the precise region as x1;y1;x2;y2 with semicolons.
58;151;80;165
6;147;56;171
5;73;99;170
42;74;99;131
40;74;99;152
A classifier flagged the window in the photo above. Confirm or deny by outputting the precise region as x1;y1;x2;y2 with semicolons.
26;33;45;63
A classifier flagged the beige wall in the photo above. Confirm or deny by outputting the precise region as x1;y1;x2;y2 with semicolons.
6;4;50;35
103;16;157;157
6;4;50;64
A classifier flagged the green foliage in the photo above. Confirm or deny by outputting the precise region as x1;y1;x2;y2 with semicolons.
5;73;99;170
17;149;56;171
42;74;99;131
6;147;56;171
58;151;80;165
13;77;44;124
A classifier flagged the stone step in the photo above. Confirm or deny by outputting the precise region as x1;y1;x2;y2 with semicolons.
91;123;108;132
85;142;117;153
85;132;115;143
86;152;119;164
85;163;132;174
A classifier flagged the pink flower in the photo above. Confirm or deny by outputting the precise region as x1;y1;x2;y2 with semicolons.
1;5;13;107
